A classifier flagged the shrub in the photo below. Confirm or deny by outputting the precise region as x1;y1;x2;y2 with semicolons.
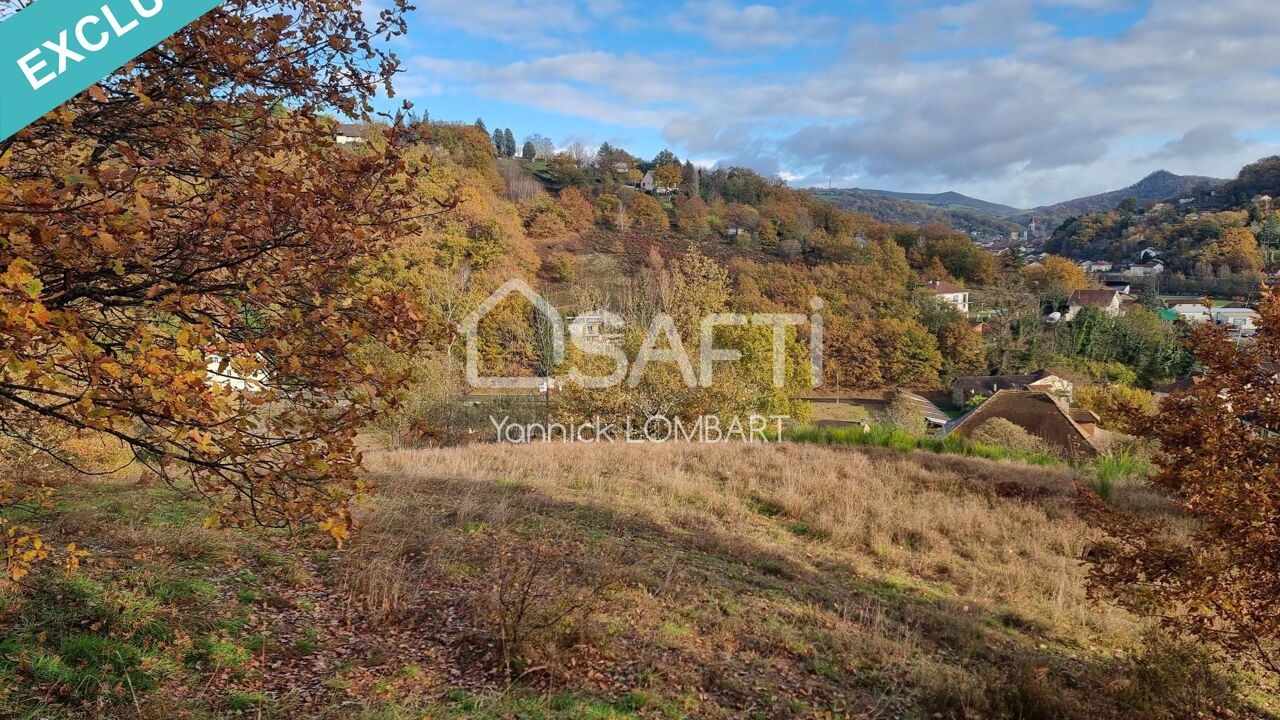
969;418;1050;456
594;194;623;229
547;252;577;283
1075;384;1159;435
881;393;928;438
1113;632;1239;720
1091;452;1155;502
468;527;621;675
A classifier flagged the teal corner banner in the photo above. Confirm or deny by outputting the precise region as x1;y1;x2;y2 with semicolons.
0;0;224;141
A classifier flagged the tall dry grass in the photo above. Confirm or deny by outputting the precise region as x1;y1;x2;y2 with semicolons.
361;442;1118;636
333;441;1191;720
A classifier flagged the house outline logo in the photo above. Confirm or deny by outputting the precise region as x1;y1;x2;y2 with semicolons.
460;279;564;390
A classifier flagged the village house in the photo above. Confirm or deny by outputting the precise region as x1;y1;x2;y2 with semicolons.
926;280;970;316
941;390;1108;460
1065;289;1123;320
1124;261;1165;278
1212;307;1260;335
1078;260;1113;273
334;123;367;145
569;311;624;346
1164;304;1258;334
638;170;676;194
1137;247;1164;261
950;369;1073;407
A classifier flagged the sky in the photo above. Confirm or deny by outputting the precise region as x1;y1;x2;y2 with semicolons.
368;0;1280;209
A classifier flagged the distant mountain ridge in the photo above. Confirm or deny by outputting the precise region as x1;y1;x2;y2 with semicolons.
815;170;1230;236
809;188;1021;238
854;188;1026;219
1015;170;1228;229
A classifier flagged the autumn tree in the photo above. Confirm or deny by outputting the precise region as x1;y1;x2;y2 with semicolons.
1088;292;1280;672
654;164;684;190
875;318;943;388
1202;226;1263;273
1074;384;1158;434
629;194;670;233
557;188;594;231
594;194;625;230
939;321;988;383
0;0;429;547
1021;254;1091;299
674;196;710;238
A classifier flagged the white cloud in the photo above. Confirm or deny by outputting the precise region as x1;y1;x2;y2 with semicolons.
402;0;1280;205
671;1;836;50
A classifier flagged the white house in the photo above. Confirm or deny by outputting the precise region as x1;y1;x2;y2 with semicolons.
1079;260;1113;273
1213;308;1260;335
568;311;623;346
927;280;970;316
1065;290;1123;320
1125;261;1165;278
1138;247;1164;261
638;170;676;194
1168;305;1260;335
334;123;367;145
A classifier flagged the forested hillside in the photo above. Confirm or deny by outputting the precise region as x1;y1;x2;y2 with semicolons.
810;187;1021;238
1022;170;1226;230
855;188;1025;218
1046;158;1277;296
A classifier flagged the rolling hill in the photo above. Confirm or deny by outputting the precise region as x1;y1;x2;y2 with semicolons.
809;188;1022;238
1016;170;1227;229
856;188;1026;219
817;171;1229;237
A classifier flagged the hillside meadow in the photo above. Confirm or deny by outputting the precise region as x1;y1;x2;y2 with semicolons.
3;440;1275;719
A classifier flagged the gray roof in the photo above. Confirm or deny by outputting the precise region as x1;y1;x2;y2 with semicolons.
951;370;1055;397
895;390;951;426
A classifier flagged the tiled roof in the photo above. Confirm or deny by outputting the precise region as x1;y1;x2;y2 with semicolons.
1069;290;1119;307
941;390;1103;459
928;280;966;295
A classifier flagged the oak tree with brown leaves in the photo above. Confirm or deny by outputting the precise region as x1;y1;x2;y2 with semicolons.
0;0;437;556
1088;292;1280;673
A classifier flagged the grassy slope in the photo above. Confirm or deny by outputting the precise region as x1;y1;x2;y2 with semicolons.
1;443;1274;719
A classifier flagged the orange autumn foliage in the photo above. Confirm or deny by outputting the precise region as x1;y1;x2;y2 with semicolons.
0;0;430;546
1089;290;1280;672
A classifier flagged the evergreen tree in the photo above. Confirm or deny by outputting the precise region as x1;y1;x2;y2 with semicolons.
1136;282;1161;310
503;128;516;157
474;118;487;135
653;149;680;168
491;128;503;150
523;141;537;160
683;160;699;195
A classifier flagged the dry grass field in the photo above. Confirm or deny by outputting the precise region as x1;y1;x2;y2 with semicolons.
339;442;1272;719
3;441;1274;719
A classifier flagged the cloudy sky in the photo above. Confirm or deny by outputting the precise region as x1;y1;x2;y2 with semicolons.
376;0;1280;208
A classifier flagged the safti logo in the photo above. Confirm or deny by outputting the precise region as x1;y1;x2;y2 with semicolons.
459;279;825;391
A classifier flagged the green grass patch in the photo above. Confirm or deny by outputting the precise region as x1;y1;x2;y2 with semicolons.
789;425;1063;467
1091;453;1156;502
